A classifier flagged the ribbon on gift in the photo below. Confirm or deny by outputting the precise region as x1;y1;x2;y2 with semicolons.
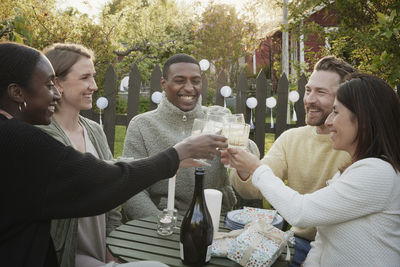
238;219;291;265
213;229;244;256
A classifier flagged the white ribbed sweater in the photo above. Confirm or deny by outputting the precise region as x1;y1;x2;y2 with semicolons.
253;158;400;267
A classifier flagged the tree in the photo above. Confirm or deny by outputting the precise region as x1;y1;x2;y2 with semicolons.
287;0;400;86
0;0;119;96
99;0;196;84
192;3;257;83
0;0;196;94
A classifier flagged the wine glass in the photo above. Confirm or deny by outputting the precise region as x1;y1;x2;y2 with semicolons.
222;113;245;137
191;118;211;166
206;106;231;116
204;114;225;135
191;118;206;136
224;113;245;124
226;123;250;149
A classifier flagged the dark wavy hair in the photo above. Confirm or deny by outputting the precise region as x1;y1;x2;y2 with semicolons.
162;53;200;79
0;42;41;97
337;73;400;171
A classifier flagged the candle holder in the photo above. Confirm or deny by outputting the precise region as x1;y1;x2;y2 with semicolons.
165;208;178;229
157;209;175;236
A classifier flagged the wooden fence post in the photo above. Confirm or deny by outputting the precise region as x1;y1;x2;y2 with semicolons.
265;79;273;131
295;73;307;127
236;70;247;114
255;69;267;158
127;63;141;125
149;64;162;111
103;65;117;154
215;70;227;106
275;73;289;139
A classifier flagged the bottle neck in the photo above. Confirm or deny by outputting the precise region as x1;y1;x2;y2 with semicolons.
194;167;205;198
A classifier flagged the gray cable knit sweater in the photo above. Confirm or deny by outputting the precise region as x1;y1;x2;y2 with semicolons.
122;94;237;219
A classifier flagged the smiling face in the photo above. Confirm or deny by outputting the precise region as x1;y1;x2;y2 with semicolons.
325;99;358;157
56;56;97;112
304;70;341;134
22;55;61;125
161;62;201;111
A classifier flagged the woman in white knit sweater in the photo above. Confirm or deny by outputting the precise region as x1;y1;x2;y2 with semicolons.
222;73;400;267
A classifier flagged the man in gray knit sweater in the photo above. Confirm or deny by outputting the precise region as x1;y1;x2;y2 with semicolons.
122;54;245;220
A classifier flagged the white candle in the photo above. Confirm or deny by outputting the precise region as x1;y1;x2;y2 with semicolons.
204;189;222;233
167;175;176;210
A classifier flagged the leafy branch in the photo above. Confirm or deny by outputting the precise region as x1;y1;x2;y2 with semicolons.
113;40;176;56
31;6;55;38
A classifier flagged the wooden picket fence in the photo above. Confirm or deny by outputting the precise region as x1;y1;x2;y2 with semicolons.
81;63;308;157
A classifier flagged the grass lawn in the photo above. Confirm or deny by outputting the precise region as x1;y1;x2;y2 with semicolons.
114;125;127;158
113;125;275;158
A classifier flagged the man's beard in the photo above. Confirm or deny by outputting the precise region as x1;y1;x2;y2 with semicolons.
305;109;330;126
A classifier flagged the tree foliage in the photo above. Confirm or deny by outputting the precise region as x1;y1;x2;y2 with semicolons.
0;0;198;92
192;2;258;88
0;0;119;93
287;0;400;86
101;0;196;83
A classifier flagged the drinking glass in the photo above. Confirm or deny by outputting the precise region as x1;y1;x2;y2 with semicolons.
222;113;245;138
224;113;245;124
226;123;250;149
191;118;206;136
204;114;225;135
206;106;231;116
163;208;178;229
191;118;211;166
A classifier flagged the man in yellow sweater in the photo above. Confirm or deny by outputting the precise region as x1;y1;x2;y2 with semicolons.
228;56;355;267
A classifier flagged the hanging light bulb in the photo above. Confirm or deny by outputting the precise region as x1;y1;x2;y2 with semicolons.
246;97;258;129
96;97;108;127
288;91;300;122
266;97;277;128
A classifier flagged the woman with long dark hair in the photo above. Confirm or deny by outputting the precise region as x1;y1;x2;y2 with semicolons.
222;73;400;266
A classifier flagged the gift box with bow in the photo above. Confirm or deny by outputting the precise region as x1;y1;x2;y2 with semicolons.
212;219;293;266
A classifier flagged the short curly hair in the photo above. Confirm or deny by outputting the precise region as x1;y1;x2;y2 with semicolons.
162;54;200;80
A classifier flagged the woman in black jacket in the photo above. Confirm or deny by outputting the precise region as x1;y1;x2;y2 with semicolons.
0;42;227;267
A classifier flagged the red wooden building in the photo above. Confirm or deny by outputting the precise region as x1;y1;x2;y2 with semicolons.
248;5;339;91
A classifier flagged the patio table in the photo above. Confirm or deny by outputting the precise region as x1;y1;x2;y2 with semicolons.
106;215;293;266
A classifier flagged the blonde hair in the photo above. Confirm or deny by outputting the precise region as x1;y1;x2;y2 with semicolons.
43;43;95;80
